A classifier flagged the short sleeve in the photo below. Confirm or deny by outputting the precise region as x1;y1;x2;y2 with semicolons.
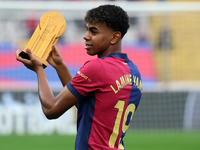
67;58;105;100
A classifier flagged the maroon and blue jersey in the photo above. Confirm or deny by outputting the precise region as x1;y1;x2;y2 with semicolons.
67;53;142;150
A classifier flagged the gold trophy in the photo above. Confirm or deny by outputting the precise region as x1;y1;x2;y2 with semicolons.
19;11;66;68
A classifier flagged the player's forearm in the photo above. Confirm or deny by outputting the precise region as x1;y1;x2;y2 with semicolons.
36;67;56;115
55;64;78;108
55;62;73;87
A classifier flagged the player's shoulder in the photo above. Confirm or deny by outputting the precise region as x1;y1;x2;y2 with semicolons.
83;58;104;68
80;58;104;75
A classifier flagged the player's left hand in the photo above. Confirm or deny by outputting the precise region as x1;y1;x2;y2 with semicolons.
16;49;43;72
47;45;64;69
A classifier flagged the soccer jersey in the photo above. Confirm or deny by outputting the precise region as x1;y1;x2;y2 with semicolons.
67;53;142;150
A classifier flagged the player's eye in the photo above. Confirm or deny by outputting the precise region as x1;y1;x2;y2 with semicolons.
91;30;97;35
92;31;96;34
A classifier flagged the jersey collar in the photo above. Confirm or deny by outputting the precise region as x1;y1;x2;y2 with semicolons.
101;53;128;60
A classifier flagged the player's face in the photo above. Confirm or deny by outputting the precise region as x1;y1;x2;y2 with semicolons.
83;22;114;58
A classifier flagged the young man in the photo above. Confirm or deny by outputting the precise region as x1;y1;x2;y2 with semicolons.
16;5;142;150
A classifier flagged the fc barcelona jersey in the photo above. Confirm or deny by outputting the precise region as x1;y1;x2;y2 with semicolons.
67;53;142;150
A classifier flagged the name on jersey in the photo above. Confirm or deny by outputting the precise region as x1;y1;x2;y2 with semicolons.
77;71;91;82
110;74;142;94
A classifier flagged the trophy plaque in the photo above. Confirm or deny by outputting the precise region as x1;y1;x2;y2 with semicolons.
19;11;66;68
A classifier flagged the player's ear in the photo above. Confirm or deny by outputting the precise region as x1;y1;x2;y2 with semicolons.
110;31;121;45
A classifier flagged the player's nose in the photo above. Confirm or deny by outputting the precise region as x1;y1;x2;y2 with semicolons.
83;31;90;41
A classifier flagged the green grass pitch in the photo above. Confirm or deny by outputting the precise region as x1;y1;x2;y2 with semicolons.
0;130;199;150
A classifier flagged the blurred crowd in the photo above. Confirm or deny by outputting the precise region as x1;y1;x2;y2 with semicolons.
0;0;145;1
0;8;149;50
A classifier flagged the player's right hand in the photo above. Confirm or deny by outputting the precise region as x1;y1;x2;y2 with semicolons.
16;49;43;72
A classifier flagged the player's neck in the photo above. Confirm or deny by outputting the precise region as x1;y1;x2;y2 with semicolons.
97;41;121;58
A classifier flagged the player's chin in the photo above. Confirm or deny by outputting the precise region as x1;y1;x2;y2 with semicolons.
86;50;96;56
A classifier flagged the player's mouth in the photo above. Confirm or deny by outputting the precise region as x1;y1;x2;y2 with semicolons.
84;43;93;49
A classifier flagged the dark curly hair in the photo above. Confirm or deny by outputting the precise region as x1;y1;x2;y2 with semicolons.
84;5;130;39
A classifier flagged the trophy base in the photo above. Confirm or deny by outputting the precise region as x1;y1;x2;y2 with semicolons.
19;51;47;68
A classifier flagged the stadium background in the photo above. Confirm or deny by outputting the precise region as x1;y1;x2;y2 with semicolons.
0;0;200;149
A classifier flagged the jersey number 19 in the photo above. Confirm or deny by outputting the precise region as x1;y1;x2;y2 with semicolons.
109;100;136;149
